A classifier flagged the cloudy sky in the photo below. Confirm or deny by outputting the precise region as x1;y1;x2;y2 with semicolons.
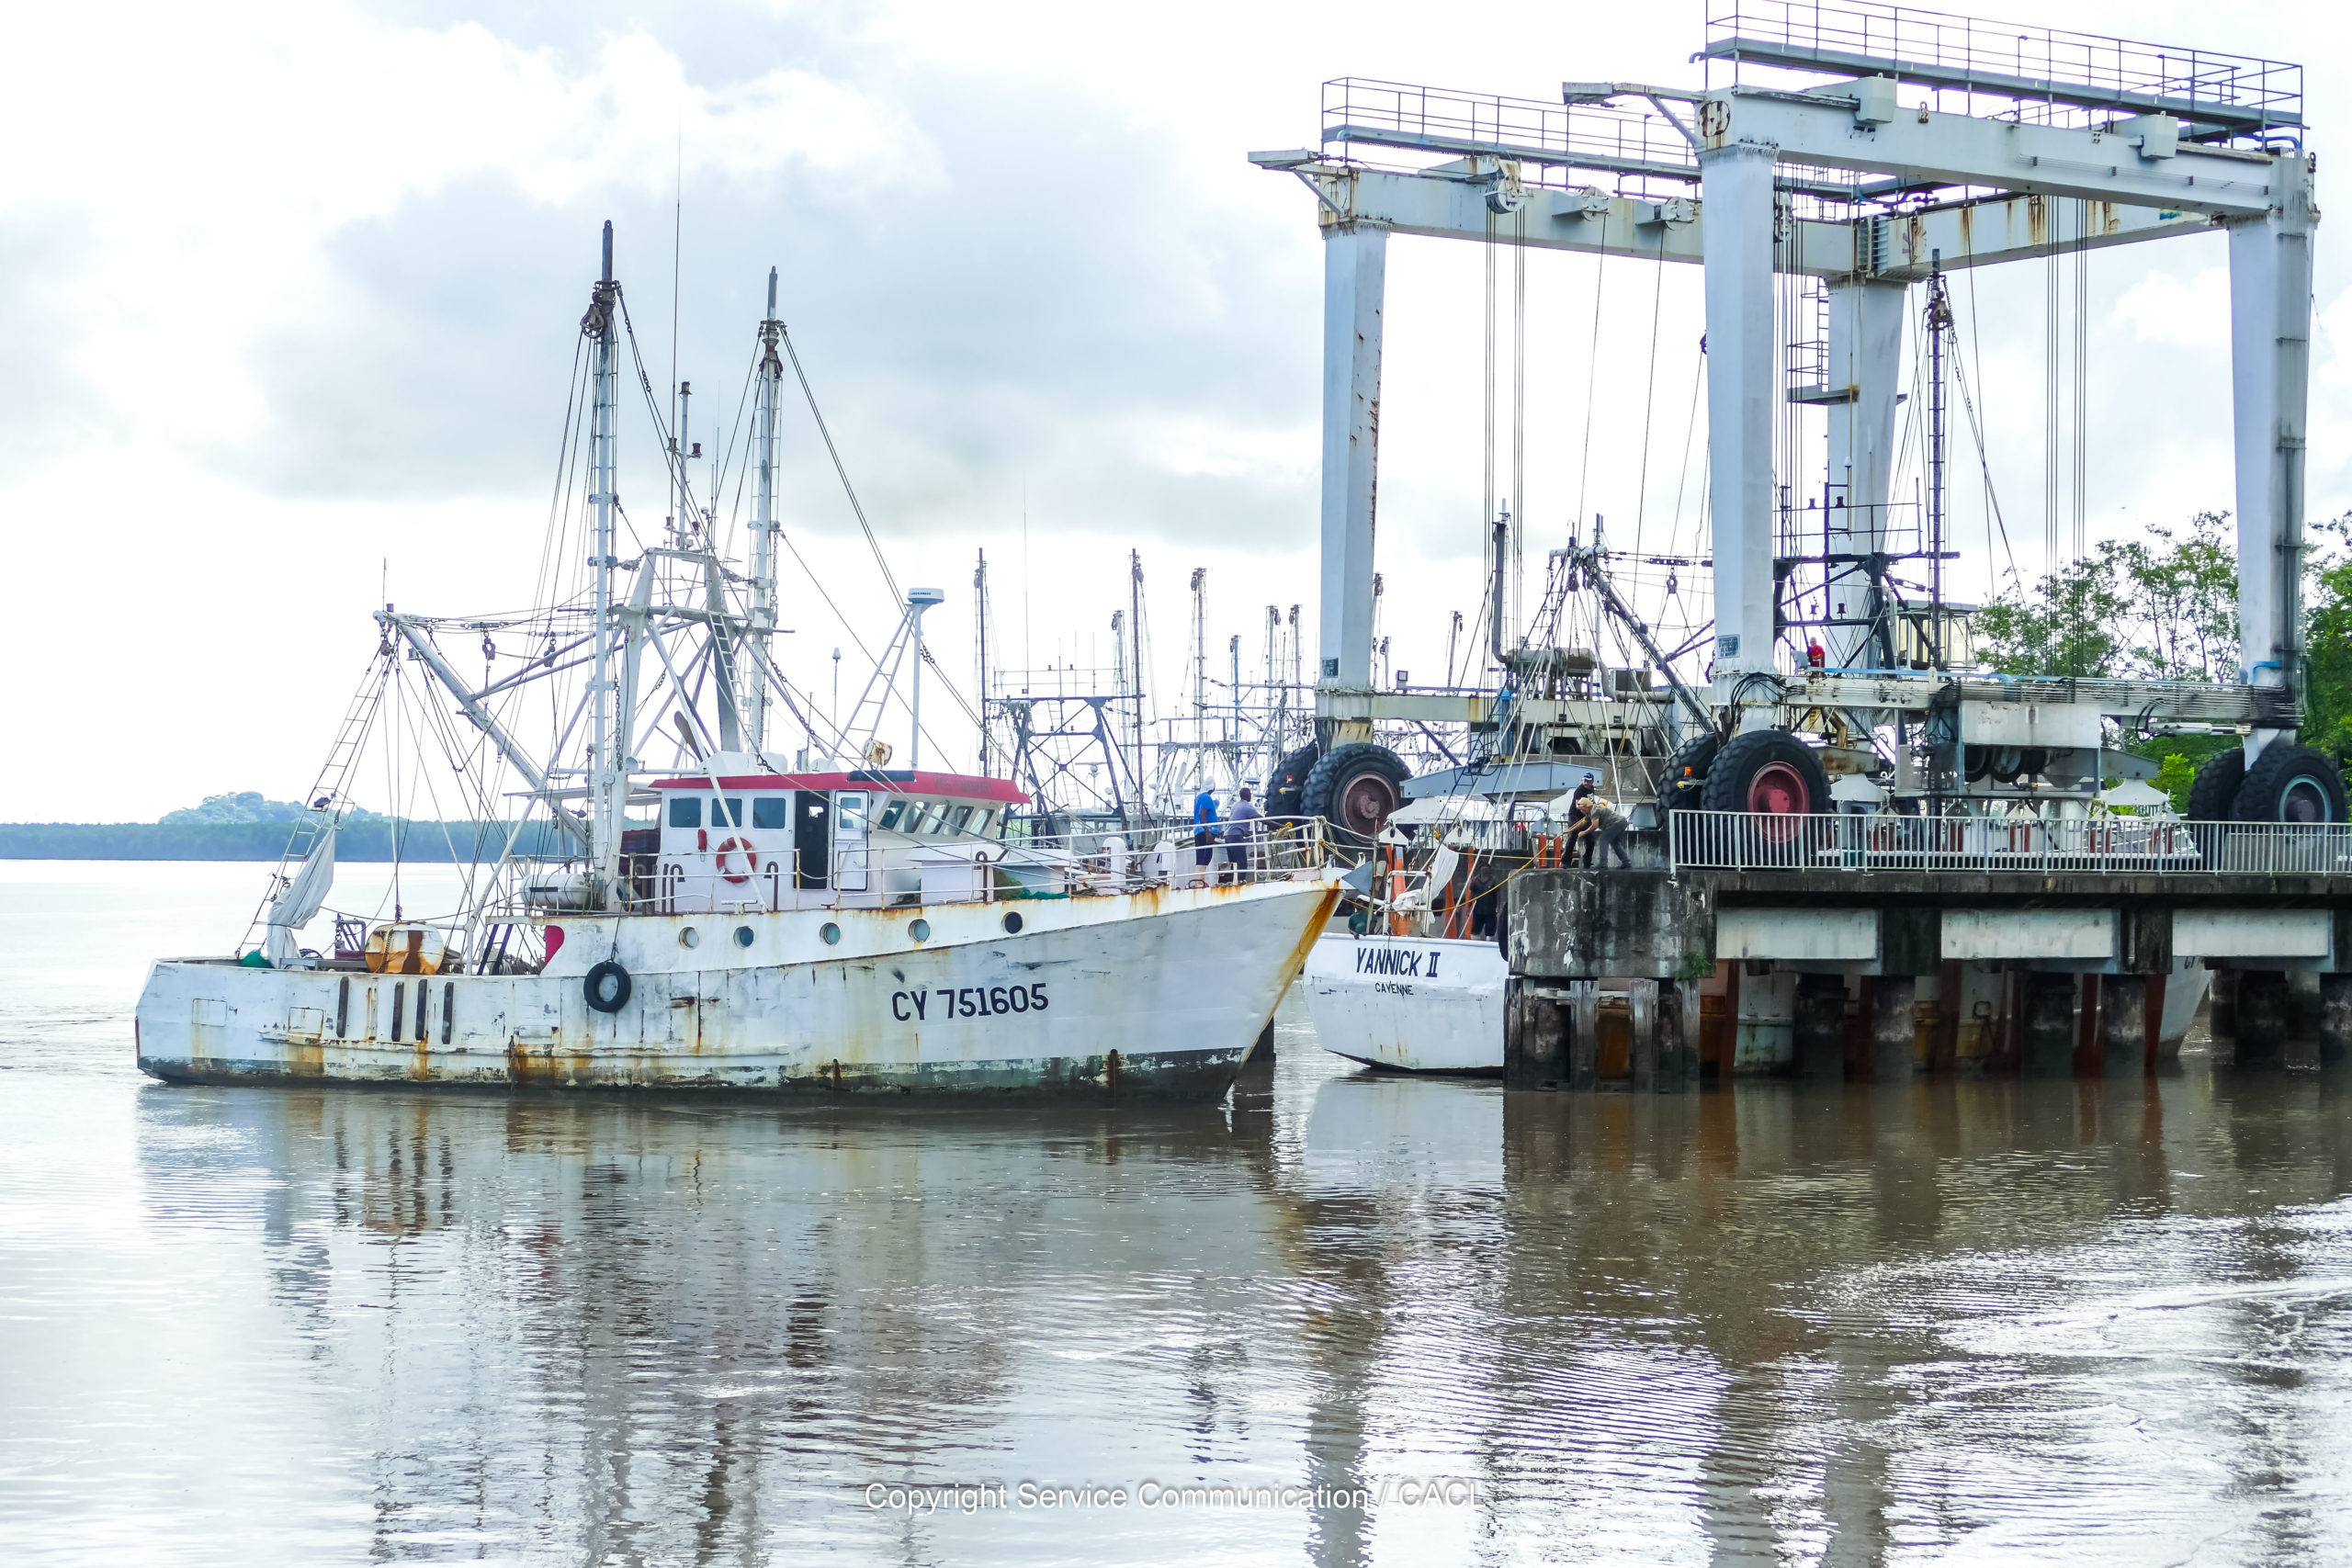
2;0;2342;822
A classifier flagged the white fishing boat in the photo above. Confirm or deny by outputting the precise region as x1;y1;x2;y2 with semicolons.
1302;821;1511;1075
1303;931;1507;1075
134;227;1338;1103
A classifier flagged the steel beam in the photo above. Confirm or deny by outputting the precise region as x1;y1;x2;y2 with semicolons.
1295;165;2208;282
1316;689;1657;728
1823;279;1907;668
1700;141;1780;685
2229;152;2314;739
1879;195;2210;281
1318;220;1385;720
1699;89;2282;219
382;613;591;850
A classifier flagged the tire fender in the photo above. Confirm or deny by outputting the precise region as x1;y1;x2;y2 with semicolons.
583;959;633;1014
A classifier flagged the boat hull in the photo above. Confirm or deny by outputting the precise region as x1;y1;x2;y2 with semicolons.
137;879;1339;1104
1303;932;1507;1074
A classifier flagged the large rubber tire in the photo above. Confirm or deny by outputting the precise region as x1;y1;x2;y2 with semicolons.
2186;748;2245;821
1660;733;1722;818
2233;742;2350;824
1266;742;1320;820
583;959;632;1014
1302;741;1410;844
1699;729;1830;816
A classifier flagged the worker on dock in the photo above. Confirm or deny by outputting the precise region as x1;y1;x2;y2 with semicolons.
1565;772;1600;866
1567;793;1632;869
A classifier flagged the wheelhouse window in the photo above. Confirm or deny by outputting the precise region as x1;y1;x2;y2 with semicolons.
710;797;744;829
912;801;947;836
752;796;789;830
946;805;974;835
668;797;701;829
876;798;909;832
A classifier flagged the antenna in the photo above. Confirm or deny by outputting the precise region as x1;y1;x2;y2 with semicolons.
601;220;612;284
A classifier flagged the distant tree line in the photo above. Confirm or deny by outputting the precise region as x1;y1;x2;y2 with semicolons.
0;818;587;862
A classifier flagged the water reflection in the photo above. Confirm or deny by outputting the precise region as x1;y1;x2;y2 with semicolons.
7;1036;2352;1564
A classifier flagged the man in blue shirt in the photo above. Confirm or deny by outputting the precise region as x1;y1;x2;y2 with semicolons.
1193;784;1221;884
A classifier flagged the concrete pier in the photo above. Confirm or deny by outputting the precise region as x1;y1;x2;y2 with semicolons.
1504;865;2352;1090
2209;970;2239;1049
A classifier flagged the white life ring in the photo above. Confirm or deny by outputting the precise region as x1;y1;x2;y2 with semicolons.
714;836;755;885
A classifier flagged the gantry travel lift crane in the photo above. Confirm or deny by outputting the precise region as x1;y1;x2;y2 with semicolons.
1258;2;2338;833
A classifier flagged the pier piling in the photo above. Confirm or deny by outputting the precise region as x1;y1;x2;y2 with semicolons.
2234;971;2290;1066
1870;976;1917;1082
2100;976;2148;1077
1568;983;1600;1089
2021;974;2078;1078
1793;975;1848;1079
2321;975;2352;1070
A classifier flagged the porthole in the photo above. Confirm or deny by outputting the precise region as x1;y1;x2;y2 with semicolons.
733;925;754;949
820;922;842;946
1001;911;1024;934
909;919;932;943
679;927;701;949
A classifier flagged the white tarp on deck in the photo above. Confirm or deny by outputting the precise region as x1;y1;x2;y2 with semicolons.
263;825;335;966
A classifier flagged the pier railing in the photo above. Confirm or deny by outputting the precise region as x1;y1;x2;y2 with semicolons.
1668;810;2352;876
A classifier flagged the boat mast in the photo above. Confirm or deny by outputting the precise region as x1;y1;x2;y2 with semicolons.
746;268;785;757
586;221;623;900
1925;254;1952;671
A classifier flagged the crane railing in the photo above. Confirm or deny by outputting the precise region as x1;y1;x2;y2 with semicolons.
1668;810;2352;876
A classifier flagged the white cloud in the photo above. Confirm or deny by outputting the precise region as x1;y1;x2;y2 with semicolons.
4;0;2349;821
2110;265;2231;349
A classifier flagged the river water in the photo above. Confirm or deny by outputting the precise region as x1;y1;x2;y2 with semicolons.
4;861;2351;1565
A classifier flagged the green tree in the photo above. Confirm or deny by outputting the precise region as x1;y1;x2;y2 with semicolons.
2109;511;2238;681
2154;750;2197;812
2299;514;2352;759
1974;551;2128;676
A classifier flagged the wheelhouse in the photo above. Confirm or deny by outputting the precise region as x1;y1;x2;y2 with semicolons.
637;769;1029;913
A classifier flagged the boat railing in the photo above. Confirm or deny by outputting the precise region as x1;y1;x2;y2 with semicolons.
469;815;1338;919
1668;810;2352;876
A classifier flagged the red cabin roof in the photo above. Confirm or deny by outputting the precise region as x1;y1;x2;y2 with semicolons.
647;769;1030;806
